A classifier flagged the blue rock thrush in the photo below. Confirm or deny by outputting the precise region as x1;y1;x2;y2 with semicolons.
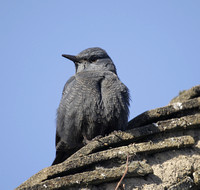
52;47;130;165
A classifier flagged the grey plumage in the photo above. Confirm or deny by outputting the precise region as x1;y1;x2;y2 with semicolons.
52;47;130;165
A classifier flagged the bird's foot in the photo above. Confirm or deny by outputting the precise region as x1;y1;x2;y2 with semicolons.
92;135;103;141
83;135;103;145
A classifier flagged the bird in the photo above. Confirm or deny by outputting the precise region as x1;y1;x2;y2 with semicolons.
52;47;130;165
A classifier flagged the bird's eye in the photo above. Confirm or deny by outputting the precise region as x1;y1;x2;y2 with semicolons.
89;56;97;63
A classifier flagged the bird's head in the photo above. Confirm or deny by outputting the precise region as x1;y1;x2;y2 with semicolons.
62;47;117;74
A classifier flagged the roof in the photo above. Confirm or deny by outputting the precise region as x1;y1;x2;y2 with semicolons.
16;85;200;190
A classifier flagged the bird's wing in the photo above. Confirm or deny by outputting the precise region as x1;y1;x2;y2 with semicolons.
62;76;76;96
53;76;79;165
101;71;130;131
55;76;76;153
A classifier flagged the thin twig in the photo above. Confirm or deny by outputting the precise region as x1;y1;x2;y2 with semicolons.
115;153;129;190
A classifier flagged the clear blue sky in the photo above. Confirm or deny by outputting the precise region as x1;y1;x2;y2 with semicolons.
1;1;199;189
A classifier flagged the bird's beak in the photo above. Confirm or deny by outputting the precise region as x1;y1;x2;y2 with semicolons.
62;54;79;63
